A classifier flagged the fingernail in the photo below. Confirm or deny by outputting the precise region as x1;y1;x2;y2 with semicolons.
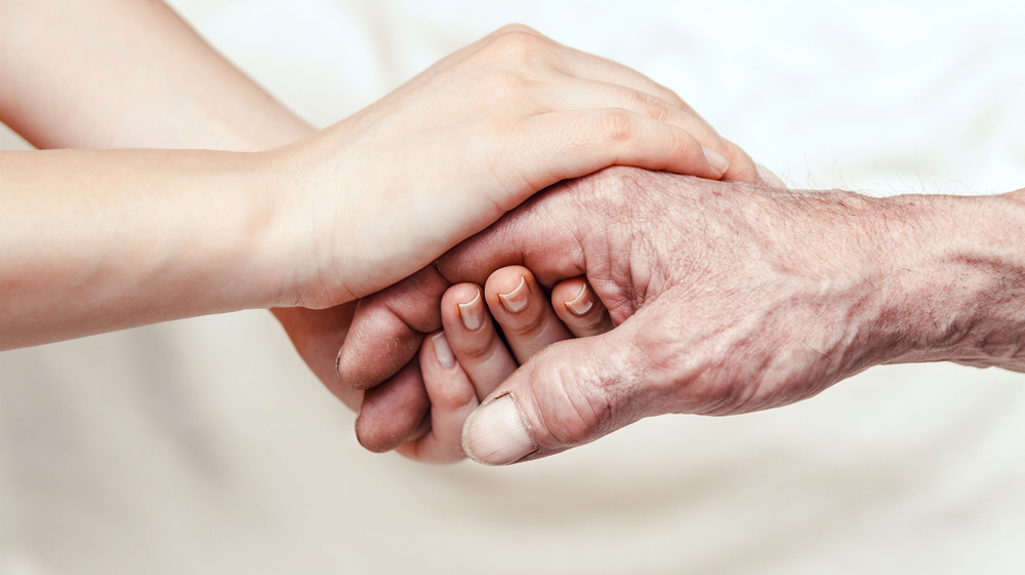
458;289;484;331
702;146;730;175
432;332;456;369
497;276;529;313
756;163;785;187
565;282;593;316
462;394;537;465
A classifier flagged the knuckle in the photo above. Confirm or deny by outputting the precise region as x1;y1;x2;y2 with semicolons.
453;334;499;363
661;87;689;110
599;108;637;144
579;308;612;334
429;378;477;410
632;310;758;416
580;165;651;206
668;130;695;160
486;25;549;65
726;143;758;176
502;309;548;339
639;92;673;123
533;353;614;446
493;23;541;37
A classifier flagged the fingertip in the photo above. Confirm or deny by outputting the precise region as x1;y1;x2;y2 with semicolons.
443;283;485;332
701;146;730;177
414;331;481;463
657;124;730;181
552;277;591;314
551;277;613;337
442;280;518;401
354;360;431;452
485;266;537;316
755;163;785;188
462;393;538;466
485;266;533;297
430;331;457;370
420;331;478;410
721;142;761;183
359;411;431;454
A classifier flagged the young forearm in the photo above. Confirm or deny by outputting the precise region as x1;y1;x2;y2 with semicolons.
0;0;339;389
0;0;312;151
0;148;288;349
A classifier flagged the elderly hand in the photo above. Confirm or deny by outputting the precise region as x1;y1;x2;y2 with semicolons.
339;167;1025;463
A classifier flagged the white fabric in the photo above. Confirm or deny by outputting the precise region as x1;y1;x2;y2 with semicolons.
2;1;1025;573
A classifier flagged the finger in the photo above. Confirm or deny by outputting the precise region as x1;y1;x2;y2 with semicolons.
395;332;479;463
511;108;729;191
354;357;431;453
550;48;758;182
465;25;755;182
339;267;486;454
343;181;593;449
550;277;615;337
441;283;518;399
337;266;450;391
557;45;698;113
755;163;786;188
551;81;759;183
461;308;671;466
484;266;572;363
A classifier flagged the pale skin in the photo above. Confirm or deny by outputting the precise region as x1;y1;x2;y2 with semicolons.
0;1;761;359
341;168;1025;465
0;1;759;429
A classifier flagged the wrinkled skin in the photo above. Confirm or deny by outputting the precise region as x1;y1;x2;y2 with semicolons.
341;167;1025;463
339;167;931;455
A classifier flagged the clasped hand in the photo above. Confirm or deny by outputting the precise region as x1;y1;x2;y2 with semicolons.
267;26;761;422
275;24;756;308
340;168;1025;465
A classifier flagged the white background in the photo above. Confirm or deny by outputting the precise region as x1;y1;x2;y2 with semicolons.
2;1;1024;573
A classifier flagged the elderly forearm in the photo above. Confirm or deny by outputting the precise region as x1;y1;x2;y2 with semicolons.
338;171;1025;463
0;148;293;349
877;189;1025;371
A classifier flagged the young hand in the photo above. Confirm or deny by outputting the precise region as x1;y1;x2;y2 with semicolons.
391;266;611;462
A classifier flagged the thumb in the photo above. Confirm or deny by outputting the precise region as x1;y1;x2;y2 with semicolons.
461;317;664;465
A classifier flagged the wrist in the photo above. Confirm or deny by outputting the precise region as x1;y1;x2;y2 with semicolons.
239;146;315;309
155;149;290;314
251;133;340;309
869;191;1025;370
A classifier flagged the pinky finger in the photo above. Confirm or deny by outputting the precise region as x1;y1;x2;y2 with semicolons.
396;332;479;463
551;277;614;338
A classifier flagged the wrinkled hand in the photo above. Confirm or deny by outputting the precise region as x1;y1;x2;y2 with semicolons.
339;167;1008;463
